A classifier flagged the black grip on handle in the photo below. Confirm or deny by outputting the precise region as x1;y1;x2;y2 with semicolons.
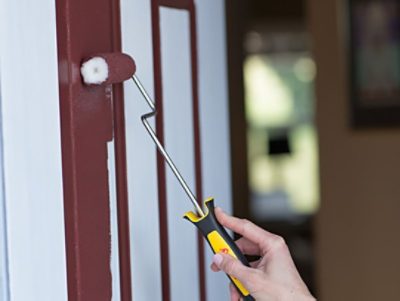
184;198;255;301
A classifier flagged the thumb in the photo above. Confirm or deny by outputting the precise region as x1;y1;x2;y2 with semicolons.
212;253;256;290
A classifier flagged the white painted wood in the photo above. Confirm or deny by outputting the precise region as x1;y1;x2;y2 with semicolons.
0;78;10;301
0;0;68;300
160;8;200;301
120;0;163;300
107;141;121;301
196;1;233;300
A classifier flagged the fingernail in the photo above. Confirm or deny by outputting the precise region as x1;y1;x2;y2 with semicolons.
213;253;223;267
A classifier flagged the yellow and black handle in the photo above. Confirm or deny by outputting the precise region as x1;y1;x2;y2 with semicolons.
184;198;255;301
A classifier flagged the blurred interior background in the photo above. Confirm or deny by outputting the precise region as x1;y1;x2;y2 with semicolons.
226;0;400;299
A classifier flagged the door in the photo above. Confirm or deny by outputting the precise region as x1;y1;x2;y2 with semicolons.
1;0;232;300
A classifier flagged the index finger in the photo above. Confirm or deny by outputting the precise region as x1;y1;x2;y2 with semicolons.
214;207;279;252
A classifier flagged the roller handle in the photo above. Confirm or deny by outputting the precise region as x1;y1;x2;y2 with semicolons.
184;198;255;301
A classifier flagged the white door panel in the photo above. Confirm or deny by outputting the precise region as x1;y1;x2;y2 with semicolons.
121;0;163;300
0;0;68;300
161;8;200;301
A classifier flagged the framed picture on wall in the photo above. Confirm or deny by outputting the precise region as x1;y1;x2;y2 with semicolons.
348;0;400;127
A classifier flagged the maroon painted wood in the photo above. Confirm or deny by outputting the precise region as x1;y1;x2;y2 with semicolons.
151;1;206;300
151;3;171;300
110;1;134;300
159;0;191;9
56;0;132;300
188;6;207;301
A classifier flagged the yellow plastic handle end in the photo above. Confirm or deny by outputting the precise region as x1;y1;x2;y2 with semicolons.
207;230;250;296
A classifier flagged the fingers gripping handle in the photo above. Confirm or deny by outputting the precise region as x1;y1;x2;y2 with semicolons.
184;198;255;301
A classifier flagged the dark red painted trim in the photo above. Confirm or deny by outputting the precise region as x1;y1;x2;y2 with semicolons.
110;1;133;300
159;0;191;9
188;6;207;301
151;2;172;301
152;1;206;301
56;0;132;300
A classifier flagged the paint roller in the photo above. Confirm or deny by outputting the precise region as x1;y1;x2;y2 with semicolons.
80;53;255;301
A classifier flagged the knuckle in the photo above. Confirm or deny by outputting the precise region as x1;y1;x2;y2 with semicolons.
242;218;251;226
241;219;251;233
275;235;286;245
225;259;237;275
272;235;287;250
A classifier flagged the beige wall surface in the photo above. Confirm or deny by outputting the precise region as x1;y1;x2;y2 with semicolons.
308;0;400;300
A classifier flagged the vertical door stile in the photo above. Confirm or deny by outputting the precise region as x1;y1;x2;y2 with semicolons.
151;1;172;300
56;0;132;300
188;5;207;301
110;1;133;300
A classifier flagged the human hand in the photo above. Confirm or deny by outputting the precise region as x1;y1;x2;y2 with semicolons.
211;207;316;301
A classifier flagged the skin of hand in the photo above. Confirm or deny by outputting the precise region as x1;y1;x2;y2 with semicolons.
211;207;316;301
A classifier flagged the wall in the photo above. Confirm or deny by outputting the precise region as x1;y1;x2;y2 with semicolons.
308;0;400;299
